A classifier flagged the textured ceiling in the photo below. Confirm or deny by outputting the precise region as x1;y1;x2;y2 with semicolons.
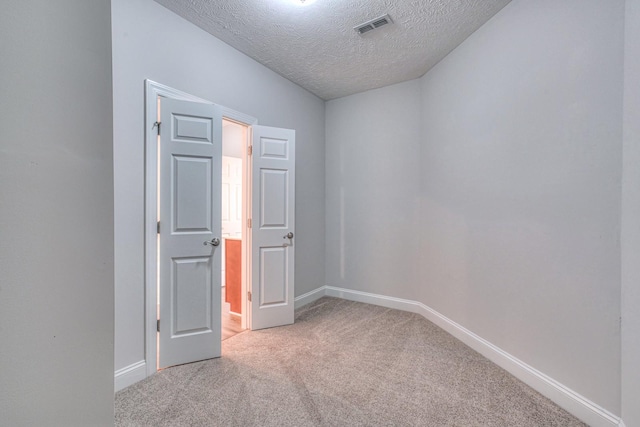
154;0;511;100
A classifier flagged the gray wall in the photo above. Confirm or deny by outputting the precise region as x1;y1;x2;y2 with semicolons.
622;0;640;425
418;0;623;413
112;0;326;373
326;0;623;415
0;1;114;425
325;80;422;299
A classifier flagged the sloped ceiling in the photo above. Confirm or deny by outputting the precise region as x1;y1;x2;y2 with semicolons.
154;0;511;100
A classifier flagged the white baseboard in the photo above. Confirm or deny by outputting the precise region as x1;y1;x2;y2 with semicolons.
114;360;147;392
294;286;327;309
324;286;621;427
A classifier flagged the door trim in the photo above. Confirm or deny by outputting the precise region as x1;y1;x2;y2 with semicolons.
144;80;257;377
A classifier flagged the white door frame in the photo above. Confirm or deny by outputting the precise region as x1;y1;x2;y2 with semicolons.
144;80;256;377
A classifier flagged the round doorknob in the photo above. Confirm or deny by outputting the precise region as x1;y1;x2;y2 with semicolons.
204;237;220;246
285;232;294;239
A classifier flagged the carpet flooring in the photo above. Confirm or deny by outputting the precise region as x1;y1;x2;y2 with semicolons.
115;297;586;426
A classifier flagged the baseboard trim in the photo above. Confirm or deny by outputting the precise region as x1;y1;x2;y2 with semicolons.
324;286;621;427
294;286;327;309
114;360;147;392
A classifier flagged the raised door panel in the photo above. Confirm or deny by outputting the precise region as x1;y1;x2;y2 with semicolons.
171;114;213;144
173;156;212;233
260;137;289;159
260;169;288;228
172;257;213;335
259;247;287;307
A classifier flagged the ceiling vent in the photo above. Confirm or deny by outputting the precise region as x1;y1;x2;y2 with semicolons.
354;14;393;35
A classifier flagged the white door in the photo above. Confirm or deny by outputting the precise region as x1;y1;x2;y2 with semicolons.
158;97;222;368
250;125;295;330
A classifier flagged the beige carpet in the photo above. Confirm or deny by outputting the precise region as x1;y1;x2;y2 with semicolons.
115;297;585;426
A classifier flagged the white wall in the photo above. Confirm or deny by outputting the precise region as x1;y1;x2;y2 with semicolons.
621;0;640;425
326;0;624;416
325;80;422;299
0;1;114;425
112;0;326;374
223;123;244;159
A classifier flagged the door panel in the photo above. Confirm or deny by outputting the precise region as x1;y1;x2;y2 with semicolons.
171;114;213;143
260;137;289;158
250;126;295;330
159;98;222;369
260;169;288;227
259;247;287;306
173;156;212;232
172;257;212;334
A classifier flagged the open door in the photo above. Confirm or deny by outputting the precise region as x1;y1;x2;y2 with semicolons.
158;97;222;368
250;125;296;330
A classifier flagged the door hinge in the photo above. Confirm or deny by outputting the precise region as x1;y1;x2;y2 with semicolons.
248;291;252;302
153;121;161;135
247;218;252;229
157;221;160;234
157;319;160;332
248;145;253;156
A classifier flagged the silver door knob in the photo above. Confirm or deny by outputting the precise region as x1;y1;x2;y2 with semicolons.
284;232;294;239
204;237;220;246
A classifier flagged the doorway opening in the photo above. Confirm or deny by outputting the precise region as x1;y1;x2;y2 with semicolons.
221;119;248;340
144;80;296;377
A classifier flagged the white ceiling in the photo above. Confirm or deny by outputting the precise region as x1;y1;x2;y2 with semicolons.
154;0;511;100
